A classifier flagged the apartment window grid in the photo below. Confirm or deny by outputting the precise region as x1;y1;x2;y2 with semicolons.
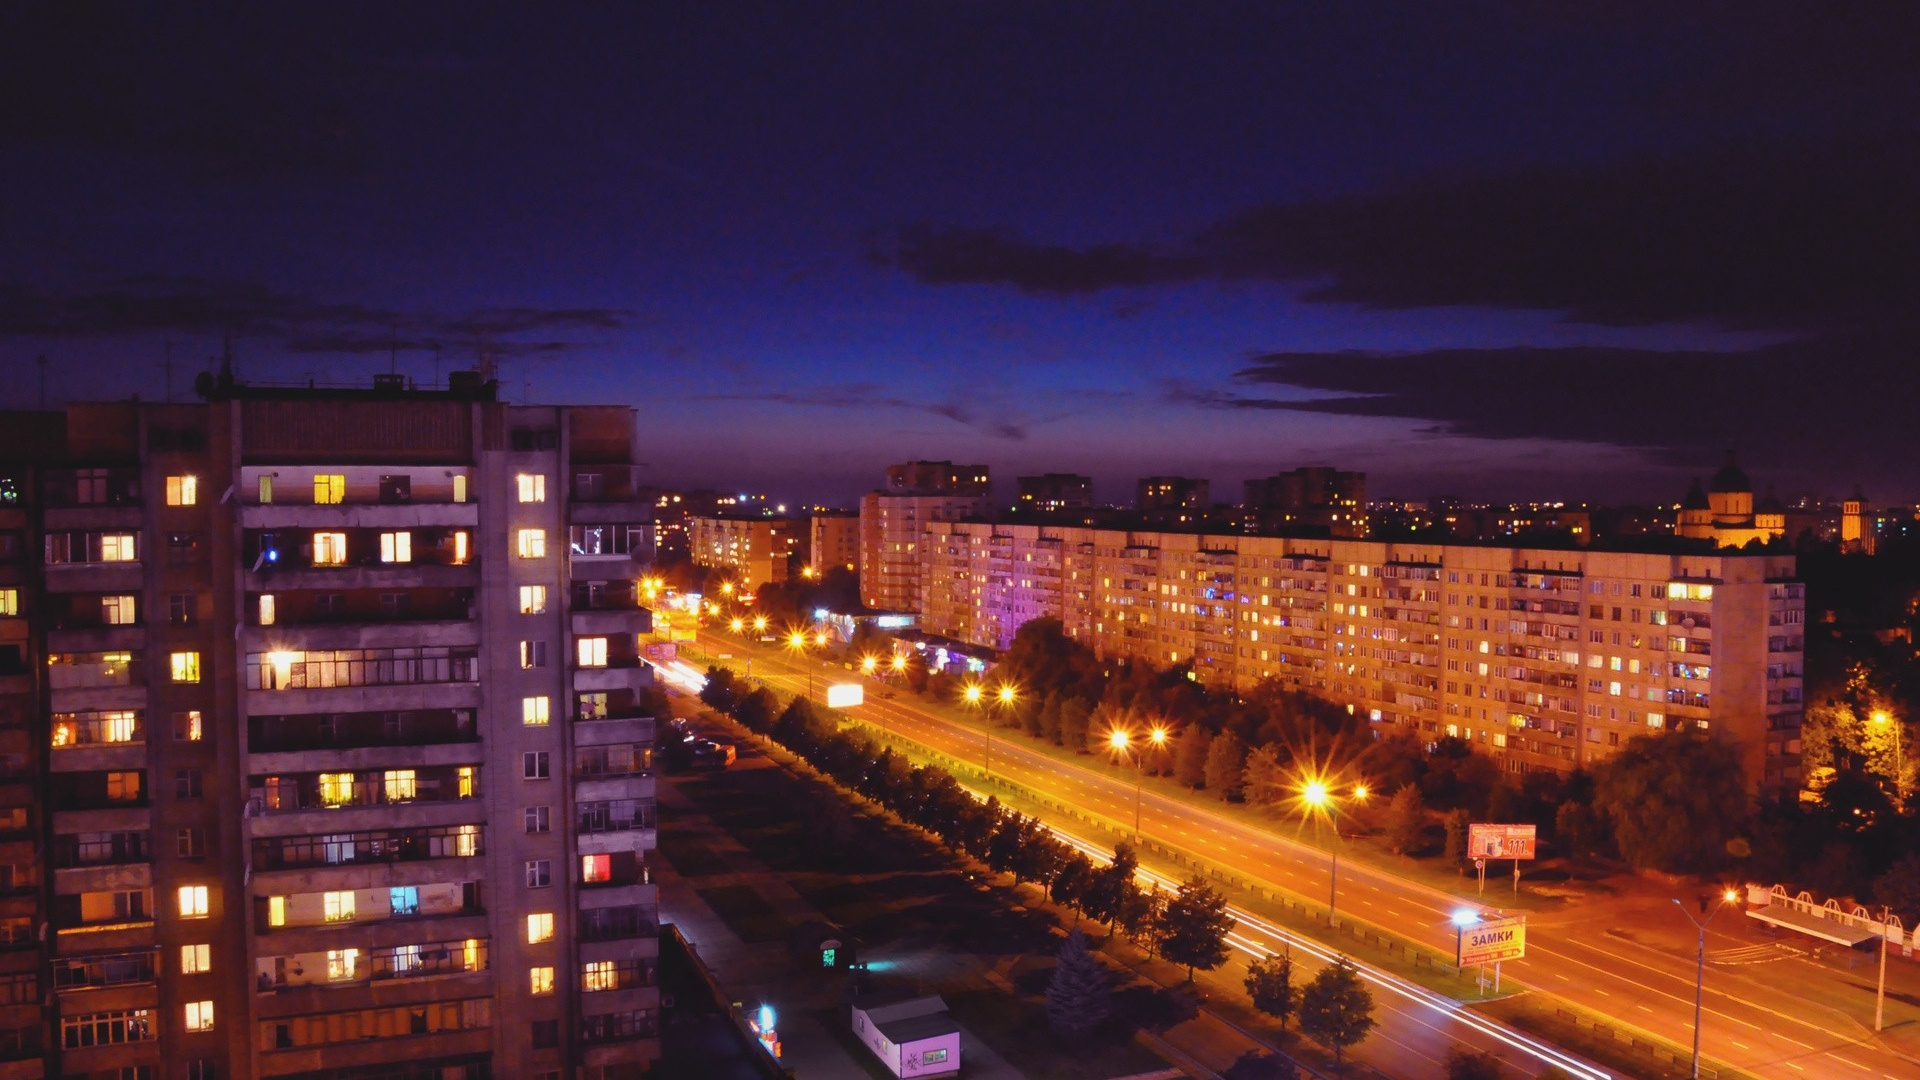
166;474;198;506
523;751;550;780
519;584;547;614
524;806;551;833
522;695;551;725
525;859;552;888
516;528;547;559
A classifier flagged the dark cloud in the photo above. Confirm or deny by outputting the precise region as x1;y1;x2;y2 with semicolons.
1232;336;1920;490
700;384;1035;441
889;139;1920;332
0;278;626;356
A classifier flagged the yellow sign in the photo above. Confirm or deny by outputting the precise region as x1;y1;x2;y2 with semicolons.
1457;915;1526;966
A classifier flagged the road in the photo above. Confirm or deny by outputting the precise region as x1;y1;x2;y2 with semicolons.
684;632;1920;1080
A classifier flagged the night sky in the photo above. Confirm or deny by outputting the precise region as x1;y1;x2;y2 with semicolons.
4;4;1918;506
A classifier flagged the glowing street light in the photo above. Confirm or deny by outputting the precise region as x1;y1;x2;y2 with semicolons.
1297;773;1368;927
961;682;994;779
1873;710;1904;806
1109;725;1171;839
860;655;878;675
753;616;768;632
890;654;907;672
730;618;744;633
785;630;818;701
1674;891;1741;1079
996;684;1016;707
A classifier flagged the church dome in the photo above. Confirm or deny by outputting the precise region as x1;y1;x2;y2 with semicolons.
1681;478;1710;510
1708;452;1750;494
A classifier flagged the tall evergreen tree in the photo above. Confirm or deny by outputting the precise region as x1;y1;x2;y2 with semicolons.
1243;743;1289;809
1045;929;1112;1037
1175;725;1213;789
1298;957;1376;1068
1384;784;1428;855
1205;729;1248;801
1160;876;1235;981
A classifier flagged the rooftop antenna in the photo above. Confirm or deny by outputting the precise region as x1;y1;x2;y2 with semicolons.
431;342;443;388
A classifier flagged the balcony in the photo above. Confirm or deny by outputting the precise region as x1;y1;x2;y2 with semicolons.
577;800;656;836
249;709;477;753
578;905;656;943
251;767;479;815
53;950;157;992
256;937;489;992
251;588;475;628
251;825;483;871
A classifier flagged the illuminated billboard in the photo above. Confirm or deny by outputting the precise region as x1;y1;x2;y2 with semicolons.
1457;914;1526;966
826;684;864;709
1468;823;1537;860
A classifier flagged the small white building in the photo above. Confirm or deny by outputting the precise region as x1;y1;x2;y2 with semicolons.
851;994;962;1078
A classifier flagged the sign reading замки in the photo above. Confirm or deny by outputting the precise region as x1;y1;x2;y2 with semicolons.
1468;823;1537;861
1457;914;1527;967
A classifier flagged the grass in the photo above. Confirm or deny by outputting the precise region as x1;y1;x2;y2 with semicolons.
695;884;791;944
945;987;1168;1080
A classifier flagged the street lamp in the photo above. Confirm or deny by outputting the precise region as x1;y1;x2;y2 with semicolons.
1297;777;1367;927
785;630;815;701
962;682;989;778
730;618;744;633
1108;725;1169;839
1673;890;1739;1080
1873;710;1904;807
753;616;768;633
860;655;878;675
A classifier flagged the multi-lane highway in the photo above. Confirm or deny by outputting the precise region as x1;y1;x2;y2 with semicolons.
683;632;1920;1080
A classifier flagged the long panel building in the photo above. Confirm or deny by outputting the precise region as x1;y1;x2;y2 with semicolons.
919;521;1804;789
0;373;659;1080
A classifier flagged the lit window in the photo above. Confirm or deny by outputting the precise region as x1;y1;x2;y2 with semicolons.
392;944;421;973
452;474;468;503
452;530;470;564
463;938;481;971
177;885;209;919
520;640;547;669
258;475;273;503
583;960;617;991
184;1000;214;1032
531;966;554;995
258;594;276;626
527;912;554;943
516;529;547;559
522;696;550;726
181;943;210;974
457;766;476;798
175;710;203;741
267;896;286;926
516;474;547;503
519;585;547;614
102;595;137;625
314;475;345;505
577;637;608;668
582;854;612;883
319;772;355;807
454;824;479;857
379;531;412;563
0;589;14;616
169;652;201;683
323;891;356;922
313;532;347;566
383;770;417;802
327;948;359;981
166;475;198;506
100;533;137;561
389;887;418;916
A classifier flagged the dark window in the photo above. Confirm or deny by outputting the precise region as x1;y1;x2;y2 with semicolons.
169;594;194;625
378;475;412;503
531;1019;559;1048
174;769;203;800
177;828;206;858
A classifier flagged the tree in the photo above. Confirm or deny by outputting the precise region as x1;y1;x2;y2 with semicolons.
1051;852;1097;921
1040;693;1065;744
1298;957;1376;1068
1243;743;1289;809
1059;696;1094;753
1443;1048;1505;1080
1244;952;1297;1031
1175;725;1213;789
1118;883;1166;958
1592;728;1748;873
1443;808;1472;872
1083;843;1137;930
733;687;779;733
1206;729;1248;801
1384;784;1428;856
1873;852;1920;925
698;666;739;713
1045;929;1112;1037
1554;799;1605;863
1159;876;1235;981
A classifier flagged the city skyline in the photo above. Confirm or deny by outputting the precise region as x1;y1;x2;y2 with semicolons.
5;5;1920;504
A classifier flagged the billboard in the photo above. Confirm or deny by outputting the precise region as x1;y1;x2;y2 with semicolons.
826;684;865;709
1469;823;1537;860
1457;914;1526;966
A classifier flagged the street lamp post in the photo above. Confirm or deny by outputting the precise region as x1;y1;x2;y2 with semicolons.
1299;780;1367;927
963;683;987;777
1673;890;1738;1080
785;631;814;701
1873;710;1904;807
1107;726;1169;840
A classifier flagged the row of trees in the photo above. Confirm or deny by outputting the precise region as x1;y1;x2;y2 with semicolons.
698;666;1240;979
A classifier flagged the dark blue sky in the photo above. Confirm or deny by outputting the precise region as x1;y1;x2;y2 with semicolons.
4;4;1918;505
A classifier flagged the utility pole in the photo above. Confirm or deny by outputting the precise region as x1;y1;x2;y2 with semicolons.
1673;894;1734;1080
1877;905;1889;1032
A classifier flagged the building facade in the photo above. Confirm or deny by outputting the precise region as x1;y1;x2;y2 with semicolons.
1012;474;1093;513
687;516;795;590
919;521;1804;788
1242;467;1367;537
858;464;992;613
0;375;659;1080
808;513;859;578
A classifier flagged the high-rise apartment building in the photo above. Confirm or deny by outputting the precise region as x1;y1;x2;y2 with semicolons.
687;515;796;590
919;521;1804;789
808;512;859;578
1136;477;1209;513
858;463;992;613
1242;467;1367;537
1012;474;1093;513
0;374;659;1080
